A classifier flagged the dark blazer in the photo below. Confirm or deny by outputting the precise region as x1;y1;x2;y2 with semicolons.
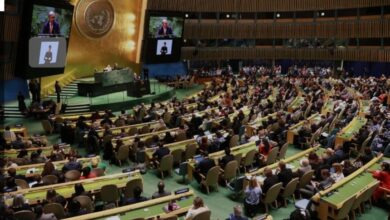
157;27;173;36
153;147;170;161
277;168;293;187
196;158;215;176
262;175;279;194
219;154;235;169
42;21;60;35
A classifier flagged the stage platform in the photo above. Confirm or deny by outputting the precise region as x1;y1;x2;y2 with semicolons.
68;78;175;111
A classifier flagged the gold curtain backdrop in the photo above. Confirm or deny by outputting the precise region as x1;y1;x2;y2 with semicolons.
41;0;146;97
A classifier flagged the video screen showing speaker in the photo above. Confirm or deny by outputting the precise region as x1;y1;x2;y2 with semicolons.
156;39;173;56
16;0;74;78
143;12;184;64
148;16;184;38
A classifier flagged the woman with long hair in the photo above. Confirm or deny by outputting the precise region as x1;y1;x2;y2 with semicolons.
244;177;262;217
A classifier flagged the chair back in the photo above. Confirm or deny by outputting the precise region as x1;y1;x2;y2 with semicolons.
297;170;314;189
234;153;242;165
116;145;130;161
136;150;146;163
42;175;58;185
144;137;154;147
223;161;238;181
100;184;120;204
265;147;279;165
65;170;81;182
128;127;138;136
178;162;188;175
92;168;105;177
206;166;220;187
278;143;289;160
43;203;66;219
335;195;356;219
139;125;150;134
242;149;256;167
281;178;299;198
192;210;211;220
321;123;329;134
229;135;239;148
74;195;94;213
184;143;197;160
15;178;30;189
14;210;36;220
171;148;184;166
124;178;143;199
175;132;187;142
163;112;172;125
41;120;53;134
160;154;174;173
263;182;283;204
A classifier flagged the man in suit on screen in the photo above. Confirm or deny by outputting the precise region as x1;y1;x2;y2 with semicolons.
157;19;173;37
41;11;60;35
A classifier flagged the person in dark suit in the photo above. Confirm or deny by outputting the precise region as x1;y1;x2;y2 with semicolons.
41;11;60;35
29;79;38;102
262;167;280;194
219;147;235;169
194;152;216;183
152;143;170;166
157;19;173;37
160;42;168;55
44;45;53;64
276;161;293;187
55;81;61;103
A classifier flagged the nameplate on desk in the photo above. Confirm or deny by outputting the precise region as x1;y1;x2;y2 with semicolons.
174;188;189;195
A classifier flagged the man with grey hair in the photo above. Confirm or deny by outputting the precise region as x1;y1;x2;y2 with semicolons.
227;205;248;220
42;11;60;35
157;18;173;37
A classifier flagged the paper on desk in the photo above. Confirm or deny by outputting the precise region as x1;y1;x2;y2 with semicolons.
105;216;120;220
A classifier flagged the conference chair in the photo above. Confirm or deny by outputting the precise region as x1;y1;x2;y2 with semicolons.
100;184;120;207
220;160;238;185
42;174;58;185
171;148;184;167
144;137;154;147
241;149;256;173
41;120;54;134
139;125;150;134
175;132;187;142
115;144;130;166
281;178;299;207
184;143;197;160
200;166;220;194
229;135;239;148
64;170;81;182
192;210;211;220
277;143;289;160
128;127;138;136
163;112;172;126
15;178;29;189
43;203;66;219
74;195;94;213
261;182;283;213
123;178;143;199
265;147;279;165
174;162;189;184
297;170;315;198
14;210;36;220
157;154;174;178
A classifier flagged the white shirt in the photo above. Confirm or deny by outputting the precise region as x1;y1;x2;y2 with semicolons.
3;130;16;142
